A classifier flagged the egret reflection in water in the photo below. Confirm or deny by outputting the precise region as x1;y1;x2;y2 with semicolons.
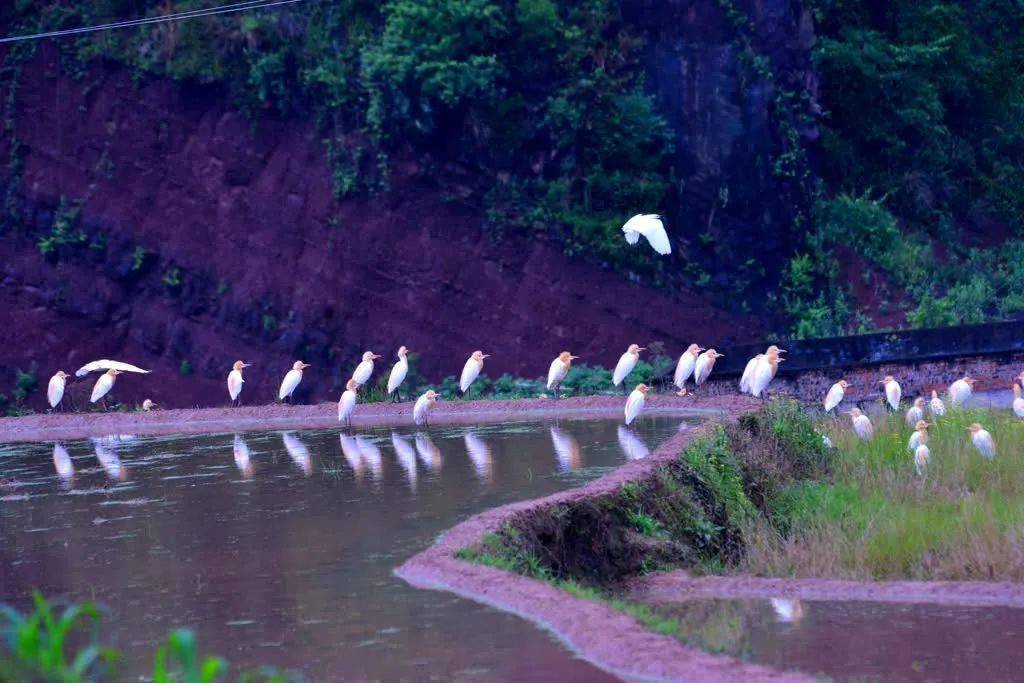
617;425;650;460
391;432;419;492
549;425;581;471
415;432;442;471
770;598;805;624
91;438;127;481
339;434;365;480
233;434;253;479
355;436;384;481
52;442;74;486
281;432;312;477
464;431;493;482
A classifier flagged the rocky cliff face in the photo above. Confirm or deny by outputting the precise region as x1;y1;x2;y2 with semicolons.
0;1;816;410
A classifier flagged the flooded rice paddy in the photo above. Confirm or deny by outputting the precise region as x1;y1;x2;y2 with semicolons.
0;417;690;680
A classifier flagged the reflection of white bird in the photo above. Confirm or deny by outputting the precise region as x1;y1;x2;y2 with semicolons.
340;434;365;480
460;351;490;396
387;346;410;401
770;598;804;623
547;352;579;394
75;359;149;378
549;426;580;471
356;437;383;480
464;431;492;482
52;443;74;483
617;425;650;460
966;423;995;460
622;214;671;255
90;369;121;405
414;433;442;471
674;344;703;390
278;361;311;402
352;351;382;388
338;379;358;426
613;344;645;389
824;380;848;413
949;376;976;407
227;361;250;405
1013;383;1024;418
694;349;724;386
624;384;649;425
905;397;926;426
930;390;945;418
848;408;873;441
392;432;418;491
282;432;312;476
92;440;126;481
47;371;70;409
233;434;253;479
881;376;902;411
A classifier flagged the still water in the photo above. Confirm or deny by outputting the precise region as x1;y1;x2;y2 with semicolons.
641;596;1024;681
0;417;689;680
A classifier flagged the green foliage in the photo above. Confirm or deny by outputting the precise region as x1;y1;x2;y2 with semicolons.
178;359;193;377
37;198;86;257
162;267;182;289
131;246;148;272
152;629;227;683
683;429;757;527
12;365;37;403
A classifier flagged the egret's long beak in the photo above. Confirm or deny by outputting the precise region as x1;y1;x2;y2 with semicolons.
372;354;382;359
638;347;647;351
243;363;252;368
570;355;580;360
483;354;491;359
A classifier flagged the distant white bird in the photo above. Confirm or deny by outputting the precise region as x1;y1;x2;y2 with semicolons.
233;434;253;479
141;399;156;411
460;351;490;397
770;598;804;623
75;359;150;378
47;371;69;410
930;390;946;418
278;361;310;402
464;431;493;481
622;214;671;255
881;375;902;411
227;360;250;405
624;383;649;425
824;380;849;413
908;420;930;452
674;344;703;390
905;397;926;426
694;349;724;386
750;351;782;398
613;344;645;390
356;437;383;480
949;376;976;407
914;443;930;477
547;351;579;395
338;378;358;426
90;369;121;405
550;426;580;471
387;346;410;401
352;351;382;388
966;423;995;460
848;407;873;441
392;432;418;491
413;390;440;425
617;425;650;460
414;433;442;471
1013;383;1024;419
52;442;74;483
282;432;312;476
739;355;762;395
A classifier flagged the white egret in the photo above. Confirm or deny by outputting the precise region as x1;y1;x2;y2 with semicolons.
949;376;976;407
694;349;724;387
90;369;121;406
460;351;490;397
47;371;69;410
880;375;902;411
613;344;645;392
141;399;156;411
338;378;358;426
75;359;149;377
905;397;926;425
824;380;849;413
352;351;382;388
848;407;873;441
1013;383;1024;419
930;390;946;418
750;350;782;399
547;351;579;396
966;423;995;460
674;344;703;390
914;442;931;476
622;214;671;255
908;420;931;452
227;360;250;405
739;354;762;395
278;361;310;402
387;346;410;401
624;383;649;425
413;390;440;425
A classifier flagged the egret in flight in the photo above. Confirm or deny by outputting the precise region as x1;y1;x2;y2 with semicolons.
547;351;579;397
227;360;250;406
460;351;489;398
47;370;69;410
622;214;671;255
338;378;358;426
613;344;645;393
624;383;649;425
278;361;310;402
387;346;410;402
75;359;149;378
823;380;849;413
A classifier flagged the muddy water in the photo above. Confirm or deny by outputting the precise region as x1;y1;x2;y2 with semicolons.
0;417;690;680
643;597;1024;680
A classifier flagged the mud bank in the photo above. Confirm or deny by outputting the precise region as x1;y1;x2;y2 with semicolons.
0;394;741;443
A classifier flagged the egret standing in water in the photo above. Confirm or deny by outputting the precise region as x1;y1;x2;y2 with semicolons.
848;407;874;441
624;383;649;425
460;351;490;398
547;351;579;397
414;390;440;425
905;397;926;425
674;344;703;392
966;423;996;459
881;375;902;412
824;380;849;413
613;344;645;393
47;370;69;410
930;390;946;418
694;349;724;387
949;376;976;407
352;351;382;389
338;379;358;426
227;360;250;406
90;369;121;408
621;214;671;255
387;346;410;402
1013;383;1024;418
278;361;310;403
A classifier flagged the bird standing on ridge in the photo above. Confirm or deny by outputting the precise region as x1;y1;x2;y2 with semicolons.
750;349;782;399
906;397;926;425
949;376;976;407
90;369;121;408
1013;383;1024;418
142;399;156;412
414;390;440;425
460;351;490;398
881;375;902;411
547;351;579;397
622;214;671;255
739;354;762;395
278;361;310;403
227;360;250;406
966;423;995;459
674;344;703;391
338;379;358;426
387;346;410;402
352;351;382;389
47;370;69;410
613;344;645;393
624;384;649;425
930;390;946;418
848;407;873;441
694;349;724;387
908;419;930;452
824;380;849;413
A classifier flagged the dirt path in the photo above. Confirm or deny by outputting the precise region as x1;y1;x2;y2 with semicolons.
0;394;743;443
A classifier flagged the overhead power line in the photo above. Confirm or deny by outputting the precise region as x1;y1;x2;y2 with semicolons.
0;0;305;44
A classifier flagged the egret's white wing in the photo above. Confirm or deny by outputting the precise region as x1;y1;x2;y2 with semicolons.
637;216;671;255
612;353;635;386
739;357;758;394
624;390;645;425
279;369;302;400
352;360;373;385
413;393;432;424
674;354;696;389
547;359;565;390
76;359;150;377
90;373;115;403
387;359;408;394
228;370;244;401
824;384;844;412
460;359;481;392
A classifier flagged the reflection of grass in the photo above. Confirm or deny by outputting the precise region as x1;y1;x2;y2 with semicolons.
746;407;1024;580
